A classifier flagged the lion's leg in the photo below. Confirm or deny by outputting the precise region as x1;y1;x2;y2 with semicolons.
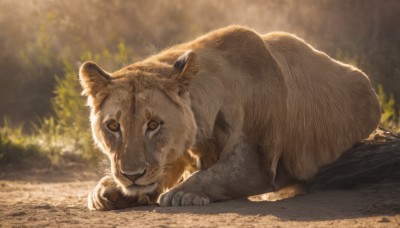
159;142;275;206
259;181;307;201
258;161;307;201
87;175;153;211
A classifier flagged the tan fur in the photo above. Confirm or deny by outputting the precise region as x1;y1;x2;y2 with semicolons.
81;25;380;210
263;32;381;179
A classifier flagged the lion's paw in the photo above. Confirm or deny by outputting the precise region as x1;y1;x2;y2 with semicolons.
87;176;124;211
87;176;150;211
159;188;211;207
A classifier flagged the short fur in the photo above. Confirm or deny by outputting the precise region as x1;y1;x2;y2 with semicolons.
81;25;380;210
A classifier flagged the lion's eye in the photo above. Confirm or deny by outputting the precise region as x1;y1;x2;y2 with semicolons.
106;121;120;132
147;120;159;130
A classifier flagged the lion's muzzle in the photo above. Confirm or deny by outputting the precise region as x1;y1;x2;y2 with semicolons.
121;169;146;183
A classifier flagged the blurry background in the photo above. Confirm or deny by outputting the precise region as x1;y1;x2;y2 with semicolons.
0;0;399;170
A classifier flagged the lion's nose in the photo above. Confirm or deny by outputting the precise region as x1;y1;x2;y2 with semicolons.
121;169;146;183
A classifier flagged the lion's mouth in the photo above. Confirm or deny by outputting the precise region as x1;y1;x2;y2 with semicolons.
124;182;158;194
129;182;156;189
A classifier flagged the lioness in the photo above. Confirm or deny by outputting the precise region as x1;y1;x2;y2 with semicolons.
80;25;380;210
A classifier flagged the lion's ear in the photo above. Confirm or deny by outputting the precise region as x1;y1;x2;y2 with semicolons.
172;50;199;93
79;61;111;98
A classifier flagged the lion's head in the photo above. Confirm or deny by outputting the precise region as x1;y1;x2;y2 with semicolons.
79;51;199;196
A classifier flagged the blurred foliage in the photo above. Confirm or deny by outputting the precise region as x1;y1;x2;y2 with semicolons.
0;0;399;169
0;118;51;171
378;85;400;132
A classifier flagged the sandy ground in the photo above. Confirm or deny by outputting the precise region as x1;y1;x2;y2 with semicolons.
1;168;399;228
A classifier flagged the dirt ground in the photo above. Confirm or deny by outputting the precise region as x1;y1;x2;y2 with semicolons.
1;167;399;228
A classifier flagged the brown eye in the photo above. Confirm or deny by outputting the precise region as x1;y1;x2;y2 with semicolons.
147;120;159;130
107;121;120;132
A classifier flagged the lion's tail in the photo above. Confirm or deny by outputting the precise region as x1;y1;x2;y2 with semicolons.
309;128;400;190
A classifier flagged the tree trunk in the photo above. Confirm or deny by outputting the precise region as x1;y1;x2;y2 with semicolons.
309;128;400;190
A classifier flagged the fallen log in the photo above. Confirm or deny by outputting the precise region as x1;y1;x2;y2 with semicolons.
310;127;400;190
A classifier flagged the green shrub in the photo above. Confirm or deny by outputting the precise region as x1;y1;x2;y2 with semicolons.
378;84;400;132
0;119;51;171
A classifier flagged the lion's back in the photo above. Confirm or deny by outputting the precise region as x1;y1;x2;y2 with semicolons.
263;32;381;180
151;27;380;181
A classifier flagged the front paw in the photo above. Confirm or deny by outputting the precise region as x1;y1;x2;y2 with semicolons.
159;188;211;207
87;176;150;211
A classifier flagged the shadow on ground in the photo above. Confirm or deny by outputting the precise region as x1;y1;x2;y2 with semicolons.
113;181;400;222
